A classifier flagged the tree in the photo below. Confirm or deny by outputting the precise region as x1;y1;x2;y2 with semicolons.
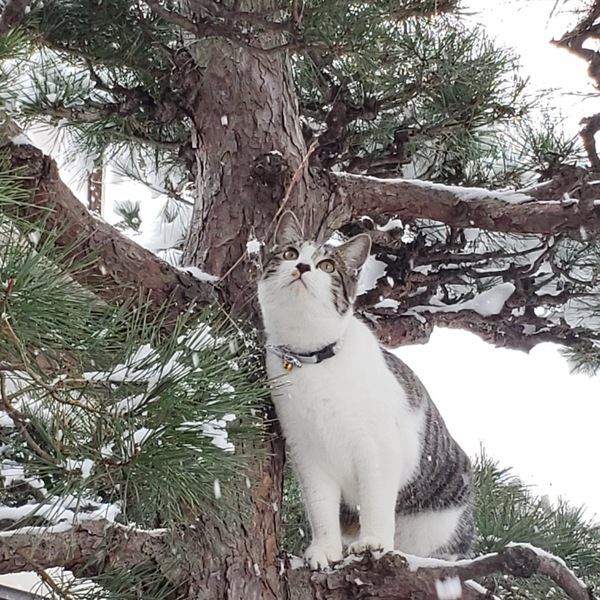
0;0;599;598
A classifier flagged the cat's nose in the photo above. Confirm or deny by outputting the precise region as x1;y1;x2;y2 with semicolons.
296;263;311;274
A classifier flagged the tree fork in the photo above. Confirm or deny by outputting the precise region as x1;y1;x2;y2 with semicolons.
0;135;216;323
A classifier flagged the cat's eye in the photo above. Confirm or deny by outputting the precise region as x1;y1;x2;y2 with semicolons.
282;247;299;261
317;259;335;273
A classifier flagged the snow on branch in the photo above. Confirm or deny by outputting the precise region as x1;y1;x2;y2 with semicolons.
285;545;596;600
333;172;600;238
0;131;216;323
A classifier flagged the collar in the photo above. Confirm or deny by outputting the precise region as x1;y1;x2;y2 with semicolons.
267;340;341;371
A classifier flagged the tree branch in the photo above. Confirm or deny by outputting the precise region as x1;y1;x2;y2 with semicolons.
553;0;600;169
0;520;168;577
285;545;595;600
333;172;600;237
0;134;216;323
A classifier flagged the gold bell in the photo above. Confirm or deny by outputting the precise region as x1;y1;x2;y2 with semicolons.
283;359;294;372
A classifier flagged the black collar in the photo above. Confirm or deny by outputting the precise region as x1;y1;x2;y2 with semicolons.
267;340;340;371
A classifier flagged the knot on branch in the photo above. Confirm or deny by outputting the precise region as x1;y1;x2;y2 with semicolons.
252;151;290;186
498;545;540;578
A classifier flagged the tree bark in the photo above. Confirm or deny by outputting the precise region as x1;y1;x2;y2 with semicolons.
179;3;321;597
0;0;31;35
183;12;332;314
0;520;168;576
1;527;594;600
87;155;104;215
284;546;594;600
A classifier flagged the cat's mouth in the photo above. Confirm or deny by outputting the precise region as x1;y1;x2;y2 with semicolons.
289;276;309;291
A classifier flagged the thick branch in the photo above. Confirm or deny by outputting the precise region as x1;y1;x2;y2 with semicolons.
0;136;216;322
285;545;595;600
0;520;168;577
334;172;600;237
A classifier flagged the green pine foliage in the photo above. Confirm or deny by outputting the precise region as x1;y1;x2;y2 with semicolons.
114;199;142;231
0;0;551;189
476;453;600;599
282;452;600;599
295;12;529;179
0;164;268;596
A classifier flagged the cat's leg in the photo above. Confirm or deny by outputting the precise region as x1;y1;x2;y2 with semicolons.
297;466;343;569
346;468;397;555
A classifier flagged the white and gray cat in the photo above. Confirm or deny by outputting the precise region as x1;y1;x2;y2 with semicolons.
258;211;474;570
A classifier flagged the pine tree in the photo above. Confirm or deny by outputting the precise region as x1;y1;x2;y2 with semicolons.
0;0;599;598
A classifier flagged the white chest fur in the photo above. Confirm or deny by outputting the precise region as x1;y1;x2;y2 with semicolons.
267;317;424;508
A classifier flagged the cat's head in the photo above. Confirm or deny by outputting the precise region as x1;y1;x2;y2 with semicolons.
257;211;371;348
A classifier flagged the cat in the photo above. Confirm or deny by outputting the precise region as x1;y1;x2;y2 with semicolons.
258;211;475;570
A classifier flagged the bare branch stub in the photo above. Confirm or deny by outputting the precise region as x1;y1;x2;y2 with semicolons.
553;0;600;170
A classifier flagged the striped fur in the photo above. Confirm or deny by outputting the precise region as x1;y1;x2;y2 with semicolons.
340;352;474;558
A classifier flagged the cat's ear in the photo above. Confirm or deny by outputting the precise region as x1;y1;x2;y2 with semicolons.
337;234;371;272
274;211;303;247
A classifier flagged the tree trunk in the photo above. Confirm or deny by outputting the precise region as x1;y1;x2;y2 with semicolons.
183;13;331;314
180;4;320;598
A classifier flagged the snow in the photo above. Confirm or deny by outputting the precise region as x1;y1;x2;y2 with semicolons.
246;238;262;255
465;580;495;597
378;218;404;232
374;299;400;310
506;542;567;567
1;462;24;486
213;479;222;500
64;458;94;479
199;415;236;452
9;133;31;146
408;282;516;317
109;393;147;416
0;495;121;536
27;230;41;245
180;266;219;282
132;427;154;446
435;576;462;600
288;555;306;570
357;255;387;295
338;173;533;204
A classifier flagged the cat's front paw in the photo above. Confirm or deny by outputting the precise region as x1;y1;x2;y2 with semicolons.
304;543;343;570
346;536;392;556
